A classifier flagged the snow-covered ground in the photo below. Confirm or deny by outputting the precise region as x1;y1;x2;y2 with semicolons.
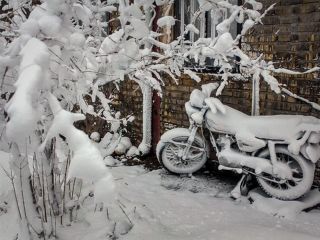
0;151;320;240
0;151;10;200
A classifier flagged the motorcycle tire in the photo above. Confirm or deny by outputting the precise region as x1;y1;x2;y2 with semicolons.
156;128;208;174
256;146;315;200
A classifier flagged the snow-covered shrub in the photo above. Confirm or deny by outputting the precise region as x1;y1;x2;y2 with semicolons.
0;0;156;238
0;0;188;238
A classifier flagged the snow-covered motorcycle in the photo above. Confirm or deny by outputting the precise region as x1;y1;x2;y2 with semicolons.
156;83;320;200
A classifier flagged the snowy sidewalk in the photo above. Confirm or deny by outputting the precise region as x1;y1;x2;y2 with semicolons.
62;166;320;240
1;163;320;240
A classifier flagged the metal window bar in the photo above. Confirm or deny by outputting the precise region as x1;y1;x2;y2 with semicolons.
180;0;184;36
199;12;205;38
190;0;194;42
174;0;241;72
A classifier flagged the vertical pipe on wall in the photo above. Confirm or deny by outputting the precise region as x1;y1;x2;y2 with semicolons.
251;73;260;116
138;82;153;155
137;4;163;155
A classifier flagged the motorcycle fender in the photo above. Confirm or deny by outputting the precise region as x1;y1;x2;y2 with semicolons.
156;128;209;161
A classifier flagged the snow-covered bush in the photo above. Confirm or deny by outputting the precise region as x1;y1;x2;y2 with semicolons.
0;0;172;238
0;0;189;238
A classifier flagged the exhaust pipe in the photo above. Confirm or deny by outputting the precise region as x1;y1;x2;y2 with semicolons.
218;148;273;175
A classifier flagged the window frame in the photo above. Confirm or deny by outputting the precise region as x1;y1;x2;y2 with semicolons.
173;0;242;73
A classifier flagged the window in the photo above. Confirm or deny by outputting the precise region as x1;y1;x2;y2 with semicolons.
174;0;239;39
174;0;241;71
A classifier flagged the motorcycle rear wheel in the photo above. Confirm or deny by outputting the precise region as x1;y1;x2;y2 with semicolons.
157;129;208;174
256;146;315;200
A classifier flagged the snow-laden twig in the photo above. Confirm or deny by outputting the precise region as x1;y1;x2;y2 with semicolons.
281;88;320;111
273;66;320;75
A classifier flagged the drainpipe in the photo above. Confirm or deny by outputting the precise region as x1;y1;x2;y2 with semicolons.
138;4;167;155
137;5;155;155
251;71;260;116
138;82;153;155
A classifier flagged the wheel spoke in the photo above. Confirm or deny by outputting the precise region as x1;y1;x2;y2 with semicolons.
292;177;302;183
277;183;282;190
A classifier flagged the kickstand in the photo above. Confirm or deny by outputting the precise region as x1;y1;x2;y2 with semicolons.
231;174;255;199
231;175;245;199
240;174;254;196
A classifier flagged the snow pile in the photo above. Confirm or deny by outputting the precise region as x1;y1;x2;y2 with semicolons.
97;132;138;158
115;137;132;155
0;151;10;199
103;156;121;166
126;146;140;157
90;132;101;142
1;162;320;240
249;189;320;220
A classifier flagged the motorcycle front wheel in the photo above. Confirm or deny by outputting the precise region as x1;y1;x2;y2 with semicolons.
156;128;208;174
256;146;315;200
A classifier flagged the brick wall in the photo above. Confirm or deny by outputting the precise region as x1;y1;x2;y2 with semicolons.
104;0;320;184
160;75;252;134
242;0;320;117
